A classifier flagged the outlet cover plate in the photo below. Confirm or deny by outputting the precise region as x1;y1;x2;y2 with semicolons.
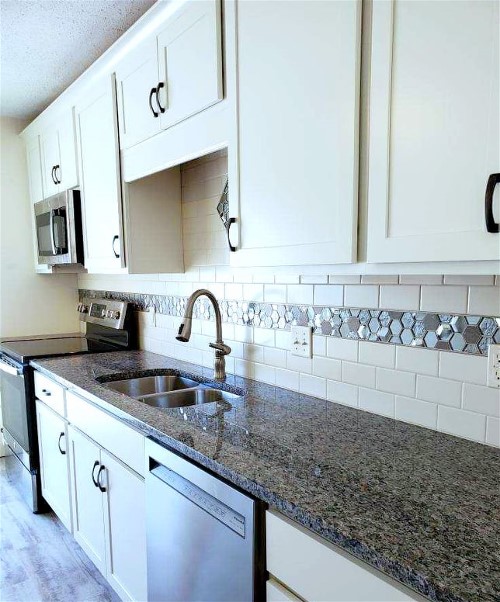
487;344;500;388
291;325;312;358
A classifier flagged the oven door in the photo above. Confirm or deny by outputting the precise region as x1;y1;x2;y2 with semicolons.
0;356;29;453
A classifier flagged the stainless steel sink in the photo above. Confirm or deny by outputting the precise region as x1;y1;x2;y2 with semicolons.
139;388;240;409
105;375;200;397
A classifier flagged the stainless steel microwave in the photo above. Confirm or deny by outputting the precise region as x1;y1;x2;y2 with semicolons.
34;190;84;266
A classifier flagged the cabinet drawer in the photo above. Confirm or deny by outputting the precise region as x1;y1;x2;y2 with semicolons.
266;511;418;602
34;371;66;416
66;391;144;476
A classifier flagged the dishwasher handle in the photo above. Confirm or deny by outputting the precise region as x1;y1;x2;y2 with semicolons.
150;461;246;538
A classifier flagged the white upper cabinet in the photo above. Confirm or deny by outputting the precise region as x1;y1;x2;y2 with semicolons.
40;109;79;197
157;0;223;130
25;135;44;204
76;75;124;272
230;0;361;266
367;0;500;263
116;0;223;151
116;37;161;149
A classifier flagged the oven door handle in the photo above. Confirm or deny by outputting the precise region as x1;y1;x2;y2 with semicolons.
0;359;22;376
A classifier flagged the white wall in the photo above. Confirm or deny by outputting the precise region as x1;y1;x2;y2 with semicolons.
0;117;79;337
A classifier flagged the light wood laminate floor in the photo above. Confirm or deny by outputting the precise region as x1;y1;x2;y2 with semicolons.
0;456;120;601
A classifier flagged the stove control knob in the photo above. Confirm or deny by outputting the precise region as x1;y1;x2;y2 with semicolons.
101;309;107;318
79;304;88;314
113;311;121;320
106;310;114;318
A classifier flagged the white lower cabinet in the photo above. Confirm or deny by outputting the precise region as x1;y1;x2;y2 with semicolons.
266;511;422;602
67;424;147;601
36;401;72;532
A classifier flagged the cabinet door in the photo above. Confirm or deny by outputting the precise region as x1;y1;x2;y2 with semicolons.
101;450;147;602
116;37;162;149
57;108;79;190
367;0;500;262
232;0;361;266
25;135;44;203
68;426;107;576
41;128;60;197
36;401;72;532
157;0;223;130
76;74;124;272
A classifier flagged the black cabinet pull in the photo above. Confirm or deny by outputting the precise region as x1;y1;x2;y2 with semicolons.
54;165;61;184
97;464;106;492
149;87;159;118
112;235;120;258
57;432;66;455
92;460;100;487
485;173;500;233
226;217;237;252
155;82;166;114
51;166;57;184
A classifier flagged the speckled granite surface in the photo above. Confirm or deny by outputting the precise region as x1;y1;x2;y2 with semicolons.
31;351;500;602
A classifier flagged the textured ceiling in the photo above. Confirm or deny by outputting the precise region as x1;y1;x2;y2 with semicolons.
0;0;157;121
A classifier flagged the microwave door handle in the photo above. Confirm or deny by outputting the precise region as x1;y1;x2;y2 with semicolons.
49;209;58;254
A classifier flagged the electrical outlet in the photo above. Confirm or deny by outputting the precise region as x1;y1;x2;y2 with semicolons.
487;344;500;388
291;325;312;358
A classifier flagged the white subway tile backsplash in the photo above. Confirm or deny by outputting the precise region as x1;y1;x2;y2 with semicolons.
300;374;327;398
252;271;275;284
327;380;359;407
485;417;500;447
361;275;399;285
300;275;328;284
312;335;326;357
462;384;500;417
253;328;275;347
468;286;500;316
327;338;358;362
444;275;494;286
275;368;300;391
379;285;420;311
396;346;439;377
287;284;314;305
437;406;486;443
275;273;301;284
312;357;342;380
313;285;344;306
264;284;287;302
359;388;395;418
395;396;438;429
215;267;233;282
287;353;312;374
225;283;243;299
344;285;379;309
243;283;264;302
234;359;254;379
243;344;264;363
275;330;290;350
376;367;415;396
254;363;276;385
398;275;443;285
358;341;395;368
328;275;361;284
264;347;287;368
416;375;462;407
342;362;376;388
439;352;487;386
233;324;253;343
420;285;468;313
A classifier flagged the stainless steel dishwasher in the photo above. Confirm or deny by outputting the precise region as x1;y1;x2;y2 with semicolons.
146;439;265;602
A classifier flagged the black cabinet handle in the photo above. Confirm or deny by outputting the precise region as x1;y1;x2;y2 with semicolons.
155;82;166;114
51;166;57;184
485;173;500;233
97;464;106;492
57;432;66;455
149;87;159;118
112;235;120;258
92;460;100;487
226;217;237;252
54;165;61;184
42;388;51;396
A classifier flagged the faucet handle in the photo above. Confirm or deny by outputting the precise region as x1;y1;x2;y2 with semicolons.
210;341;231;355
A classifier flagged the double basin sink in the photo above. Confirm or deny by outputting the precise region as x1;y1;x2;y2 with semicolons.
104;374;240;409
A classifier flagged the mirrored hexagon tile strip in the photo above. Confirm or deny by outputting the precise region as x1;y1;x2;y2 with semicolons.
79;290;500;357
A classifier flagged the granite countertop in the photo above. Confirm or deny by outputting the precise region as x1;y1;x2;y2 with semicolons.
31;350;500;602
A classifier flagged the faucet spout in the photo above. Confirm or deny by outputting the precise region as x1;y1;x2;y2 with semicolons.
176;289;231;381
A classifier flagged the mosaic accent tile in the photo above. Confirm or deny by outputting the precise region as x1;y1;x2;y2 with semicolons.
79;289;500;357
